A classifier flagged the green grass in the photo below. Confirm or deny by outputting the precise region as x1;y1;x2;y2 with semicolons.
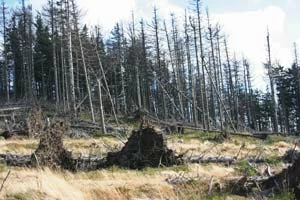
270;191;295;200
173;130;219;142
266;155;282;165
5;193;32;200
141;165;189;175
264;135;286;145
235;160;260;176
0;163;8;172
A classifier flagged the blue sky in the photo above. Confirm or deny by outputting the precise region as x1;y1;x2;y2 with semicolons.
6;0;300;89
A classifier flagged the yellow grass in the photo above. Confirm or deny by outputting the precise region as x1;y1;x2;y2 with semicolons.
0;134;296;199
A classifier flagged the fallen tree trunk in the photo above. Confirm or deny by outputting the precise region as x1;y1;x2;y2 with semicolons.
187;156;266;165
0;154;31;166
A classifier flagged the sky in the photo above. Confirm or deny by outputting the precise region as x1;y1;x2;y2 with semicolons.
7;0;300;90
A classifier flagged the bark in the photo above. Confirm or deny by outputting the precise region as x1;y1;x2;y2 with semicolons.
51;0;59;107
71;0;95;122
266;31;278;133
184;12;198;126
195;0;210;130
66;0;76;116
97;78;106;134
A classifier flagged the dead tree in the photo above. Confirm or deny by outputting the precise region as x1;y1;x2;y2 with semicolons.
266;30;278;133
66;0;76;116
207;9;223;130
1;1;9;101
71;0;95;122
190;16;205;127
152;7;167;120
195;0;210;130
184;11;198;126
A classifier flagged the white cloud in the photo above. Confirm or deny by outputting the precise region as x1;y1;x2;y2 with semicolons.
213;6;290;89
76;0;183;35
77;0;135;33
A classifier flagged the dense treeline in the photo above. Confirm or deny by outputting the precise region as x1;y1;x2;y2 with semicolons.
0;0;299;134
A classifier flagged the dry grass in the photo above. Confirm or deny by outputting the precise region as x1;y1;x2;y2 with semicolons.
0;133;296;200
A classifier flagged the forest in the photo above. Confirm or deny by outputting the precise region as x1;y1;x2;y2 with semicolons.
0;0;298;134
0;0;299;199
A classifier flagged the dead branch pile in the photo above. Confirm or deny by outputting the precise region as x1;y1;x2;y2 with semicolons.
106;127;183;169
31;121;75;170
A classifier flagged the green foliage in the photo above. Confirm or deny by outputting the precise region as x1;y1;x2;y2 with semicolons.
235;160;259;176
265;135;286;145
266;155;282;165
270;191;295;200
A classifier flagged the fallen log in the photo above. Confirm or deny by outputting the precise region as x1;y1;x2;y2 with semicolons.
0;106;28;113
187;156;266;165
74;156;106;171
0;154;31;166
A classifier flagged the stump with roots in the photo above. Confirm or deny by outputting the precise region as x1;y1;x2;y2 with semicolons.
31;121;75;170
262;157;300;198
106;127;183;169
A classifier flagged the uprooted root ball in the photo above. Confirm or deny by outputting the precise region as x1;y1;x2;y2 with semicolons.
106;127;183;169
31;121;75;170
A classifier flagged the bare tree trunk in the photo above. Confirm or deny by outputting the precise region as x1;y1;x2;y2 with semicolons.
195;0;210;130
97;78;106;134
164;20;183;120
66;0;76;116
71;0;95;122
131;13;142;110
293;42;300;132
28;5;36;99
190;17;205;127
170;15;184;119
51;0;59;107
207;9;223;130
2;1;9;101
120;24;127;113
266;30;278;133
153;7;167;120
224;38;234;124
95;48;120;127
184;12;198;126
